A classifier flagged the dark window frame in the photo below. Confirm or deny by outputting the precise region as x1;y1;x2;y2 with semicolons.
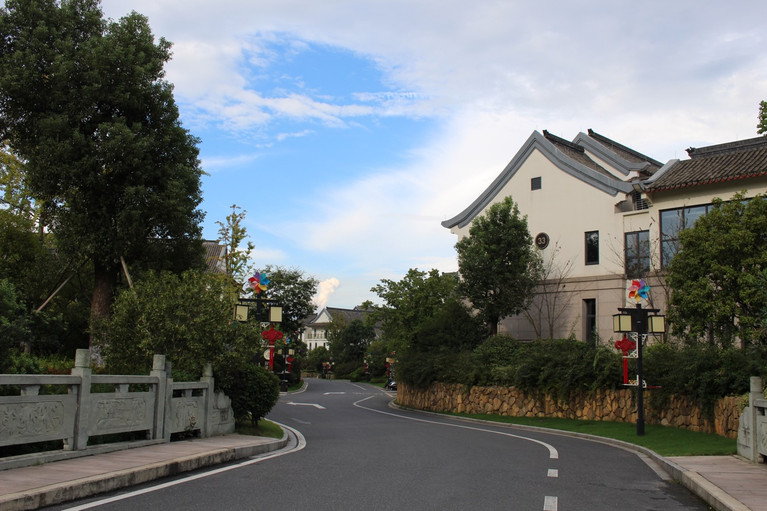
584;298;597;345
531;176;542;190
625;230;650;278
585;230;599;265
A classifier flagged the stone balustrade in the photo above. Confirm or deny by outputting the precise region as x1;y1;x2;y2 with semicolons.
0;349;234;469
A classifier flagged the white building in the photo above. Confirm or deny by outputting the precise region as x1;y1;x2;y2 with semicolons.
443;129;767;343
299;306;378;351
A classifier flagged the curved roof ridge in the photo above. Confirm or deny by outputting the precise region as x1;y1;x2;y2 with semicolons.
572;129;661;175
442;130;632;229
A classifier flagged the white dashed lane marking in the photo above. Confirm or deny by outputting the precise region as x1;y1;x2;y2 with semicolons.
544;495;558;511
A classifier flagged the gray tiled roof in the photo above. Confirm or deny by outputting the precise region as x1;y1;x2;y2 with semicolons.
308;307;372;326
586;129;663;174
543;130;614;178
202;241;226;274
647;136;767;192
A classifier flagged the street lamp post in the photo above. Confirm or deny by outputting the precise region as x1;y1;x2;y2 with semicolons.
613;303;664;436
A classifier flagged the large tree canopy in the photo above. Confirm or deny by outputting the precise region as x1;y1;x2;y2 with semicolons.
667;194;767;346
0;0;204;345
262;265;318;339
455;196;541;335
369;268;459;349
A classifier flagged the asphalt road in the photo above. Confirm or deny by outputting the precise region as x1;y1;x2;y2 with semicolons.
54;378;709;510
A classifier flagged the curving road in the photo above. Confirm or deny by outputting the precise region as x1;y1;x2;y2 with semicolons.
59;378;708;510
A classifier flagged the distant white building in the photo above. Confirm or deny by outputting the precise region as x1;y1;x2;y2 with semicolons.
299;306;379;351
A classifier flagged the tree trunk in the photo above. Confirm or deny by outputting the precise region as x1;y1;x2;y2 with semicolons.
489;316;499;336
90;261;117;350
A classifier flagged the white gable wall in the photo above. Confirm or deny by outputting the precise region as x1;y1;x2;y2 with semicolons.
450;147;638;342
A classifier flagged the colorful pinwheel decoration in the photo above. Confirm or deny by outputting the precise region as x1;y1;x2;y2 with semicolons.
248;272;270;294
628;279;650;302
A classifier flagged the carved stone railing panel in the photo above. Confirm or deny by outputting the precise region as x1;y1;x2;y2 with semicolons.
87;392;156;436
0;395;76;447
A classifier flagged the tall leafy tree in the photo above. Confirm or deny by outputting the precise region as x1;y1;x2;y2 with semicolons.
216;204;255;289
99;270;261;376
0;144;36;222
327;318;375;375
667;194;767;346
369;268;459;350
263;265;318;339
0;1;204;346
759;100;767;135
455;196;541;335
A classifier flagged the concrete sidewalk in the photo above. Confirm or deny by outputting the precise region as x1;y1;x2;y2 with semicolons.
0;434;287;511
0;432;765;511
666;455;767;511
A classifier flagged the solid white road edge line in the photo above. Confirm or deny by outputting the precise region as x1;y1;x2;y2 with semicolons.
62;422;306;511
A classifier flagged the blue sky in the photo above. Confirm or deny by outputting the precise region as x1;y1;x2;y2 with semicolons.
100;0;767;309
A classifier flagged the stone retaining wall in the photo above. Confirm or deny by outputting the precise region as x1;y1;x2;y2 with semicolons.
398;382;741;439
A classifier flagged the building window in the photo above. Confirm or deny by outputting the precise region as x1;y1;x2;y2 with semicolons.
584;299;597;345
660;204;712;267
625;230;650;277
585;231;599;265
531;177;542;190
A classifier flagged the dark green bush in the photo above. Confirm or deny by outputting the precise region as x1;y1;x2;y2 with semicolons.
402;333;767;410
644;343;767;416
477;339;621;399
216;362;280;426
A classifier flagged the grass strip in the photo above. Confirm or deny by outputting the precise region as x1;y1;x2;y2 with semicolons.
443;413;736;456
235;419;283;439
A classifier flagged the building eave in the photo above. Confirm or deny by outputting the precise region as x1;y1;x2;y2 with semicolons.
442;130;633;229
647;172;767;193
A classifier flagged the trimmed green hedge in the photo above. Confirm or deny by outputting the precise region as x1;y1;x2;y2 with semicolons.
399;334;767;412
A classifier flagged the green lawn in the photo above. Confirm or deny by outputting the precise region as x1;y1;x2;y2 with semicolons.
235;419;283;439
445;413;736;456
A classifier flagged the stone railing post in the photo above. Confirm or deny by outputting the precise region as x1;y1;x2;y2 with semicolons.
161;359;174;440
750;376;763;462
150;354;167;441
200;363;214;438
70;349;92;450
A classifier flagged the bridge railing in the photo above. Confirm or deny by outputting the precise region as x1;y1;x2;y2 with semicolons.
0;349;234;469
737;376;767;463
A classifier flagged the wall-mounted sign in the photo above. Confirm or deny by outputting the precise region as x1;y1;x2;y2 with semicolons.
535;232;550;249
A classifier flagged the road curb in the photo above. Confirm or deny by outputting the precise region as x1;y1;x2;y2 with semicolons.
389;401;746;511
0;435;288;511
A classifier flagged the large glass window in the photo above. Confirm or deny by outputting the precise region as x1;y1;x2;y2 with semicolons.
660;204;712;267
585;231;599;265
625;230;650;277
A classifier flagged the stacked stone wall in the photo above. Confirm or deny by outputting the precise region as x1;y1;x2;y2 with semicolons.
398;383;741;439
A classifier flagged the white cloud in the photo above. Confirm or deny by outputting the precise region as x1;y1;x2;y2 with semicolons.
100;0;767;308
313;277;340;310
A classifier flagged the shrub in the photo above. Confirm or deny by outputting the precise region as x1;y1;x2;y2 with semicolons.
644;342;767;416
217;362;280;426
98;270;240;376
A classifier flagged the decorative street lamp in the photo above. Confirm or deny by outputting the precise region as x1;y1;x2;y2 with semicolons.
613;280;665;436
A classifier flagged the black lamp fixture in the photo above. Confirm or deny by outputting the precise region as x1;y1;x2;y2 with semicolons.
612;303;665;435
